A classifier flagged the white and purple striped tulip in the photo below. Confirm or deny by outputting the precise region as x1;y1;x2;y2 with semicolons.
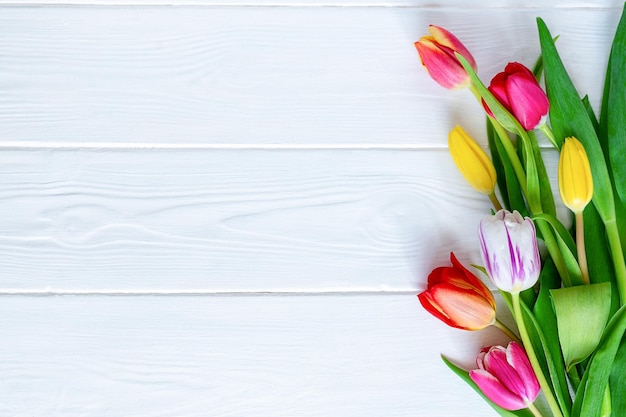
478;210;541;293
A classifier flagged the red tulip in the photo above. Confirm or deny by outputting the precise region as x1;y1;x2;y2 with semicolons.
470;342;540;410
414;25;477;90
485;62;549;130
418;252;496;330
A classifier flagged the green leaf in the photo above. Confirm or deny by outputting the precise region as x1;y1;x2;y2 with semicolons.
488;119;528;216
456;54;524;134
528;131;556;217
604;5;626;203
573;303;626;417
458;54;542;214
584;203;620;316
533;257;573;412
487;118;510;210
502;290;572;416
582;95;600;134
441;356;535;417
537;18;616;223
531;54;544;79
533;212;582;287
551;283;612;370
609;335;626;417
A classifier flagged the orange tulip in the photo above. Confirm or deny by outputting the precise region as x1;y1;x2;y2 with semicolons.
418;252;496;330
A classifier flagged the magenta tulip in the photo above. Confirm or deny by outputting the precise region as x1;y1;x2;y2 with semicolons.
414;25;477;90
485;62;549;130
478;209;541;293
470;342;540;410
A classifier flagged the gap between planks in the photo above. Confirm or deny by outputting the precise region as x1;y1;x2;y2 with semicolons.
0;142;554;151
0;289;420;296
0;2;620;10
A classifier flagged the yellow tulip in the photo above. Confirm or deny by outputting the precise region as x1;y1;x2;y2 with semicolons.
558;137;593;213
448;125;497;195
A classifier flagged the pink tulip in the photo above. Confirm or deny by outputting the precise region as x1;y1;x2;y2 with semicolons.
414;25;477;90
470;342;540;410
418;252;496;331
485;62;549;130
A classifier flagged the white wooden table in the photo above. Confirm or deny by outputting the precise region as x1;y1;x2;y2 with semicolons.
0;0;618;415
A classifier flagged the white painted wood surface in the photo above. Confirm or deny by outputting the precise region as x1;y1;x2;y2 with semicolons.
0;1;612;415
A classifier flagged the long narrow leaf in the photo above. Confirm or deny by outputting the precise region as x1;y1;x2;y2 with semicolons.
528;131;556;216
573;304;626;417
456;54;542;213
533;213;582;287
537;18;616;223
582;96;600;134
501;290;571;417
488;120;528;216
441;356;535;417
584;203;620;316
533;258;573;412
609;336;626;417
604;6;626;203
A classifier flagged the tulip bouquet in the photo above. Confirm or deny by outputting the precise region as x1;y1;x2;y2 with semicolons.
415;6;626;417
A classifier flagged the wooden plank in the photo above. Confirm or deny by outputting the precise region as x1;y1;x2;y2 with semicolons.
0;6;616;146
0;0;620;7
0;148;520;291
0;294;514;416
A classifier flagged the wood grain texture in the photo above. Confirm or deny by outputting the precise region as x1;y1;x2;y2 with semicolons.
0;148;531;291
0;0;622;6
0;2;605;416
0;6;617;146
0;294;513;416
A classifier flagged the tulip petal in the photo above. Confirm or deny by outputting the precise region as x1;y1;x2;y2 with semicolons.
469;369;528;410
504;62;535;79
448;126;498;194
450;252;495;303
507;342;541;401
428;284;495;330
488;72;511;109
484;347;529;400
415;40;470;90
479;210;540;292
428;25;477;71
559;137;594;212
505;72;550;130
418;290;458;328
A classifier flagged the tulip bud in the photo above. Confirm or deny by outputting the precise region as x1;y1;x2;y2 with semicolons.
414;25;477;90
485;62;549;131
418;252;496;330
448;125;497;195
478;210;541;293
470;342;540;410
558;137;593;213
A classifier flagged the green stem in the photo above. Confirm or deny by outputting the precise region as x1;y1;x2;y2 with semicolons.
527;402;547;417
567;366;580;392
488;192;503;211
512;292;564;417
488;117;530;198
487;118;571;286
535;219;573;287
575;211;590;285
538;124;559;149
606;218;626;305
492;318;521;344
